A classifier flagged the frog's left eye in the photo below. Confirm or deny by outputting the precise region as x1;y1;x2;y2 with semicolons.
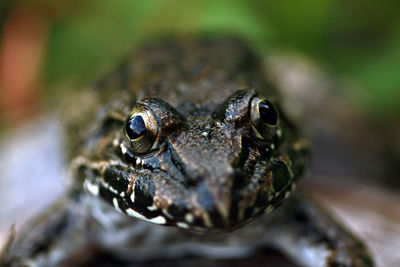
257;99;278;126
250;97;279;140
125;108;159;154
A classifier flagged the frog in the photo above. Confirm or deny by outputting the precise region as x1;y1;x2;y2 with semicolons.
0;36;373;267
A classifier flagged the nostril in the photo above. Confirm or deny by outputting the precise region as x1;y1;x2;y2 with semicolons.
186;174;202;187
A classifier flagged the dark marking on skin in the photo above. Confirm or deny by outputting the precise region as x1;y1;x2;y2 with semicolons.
167;146;193;186
254;191;269;208
193;216;205;227
91;168;101;178
270;191;286;208
209;210;226;229
99;178;161;220
228;190;242;225
133;176;156;217
141;157;160;171
103;165;130;194
228;138;255;224
196;183;224;227
119;198;131;211
99;185;117;205
244;207;254;219
270;160;290;193
75;164;91;184
167;204;189;222
121;145;136;164
75;163;101;185
234;145;253;189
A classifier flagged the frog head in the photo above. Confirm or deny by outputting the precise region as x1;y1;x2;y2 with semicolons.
81;89;309;232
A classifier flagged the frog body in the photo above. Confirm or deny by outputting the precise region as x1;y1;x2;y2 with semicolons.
0;36;373;266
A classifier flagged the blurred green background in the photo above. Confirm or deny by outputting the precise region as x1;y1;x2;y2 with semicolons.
1;0;400;125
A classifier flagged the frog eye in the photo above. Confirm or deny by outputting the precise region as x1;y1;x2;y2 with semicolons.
126;115;146;140
257;99;278;126
125;108;159;154
250;97;279;140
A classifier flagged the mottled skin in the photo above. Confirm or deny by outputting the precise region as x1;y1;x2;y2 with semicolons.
1;36;373;266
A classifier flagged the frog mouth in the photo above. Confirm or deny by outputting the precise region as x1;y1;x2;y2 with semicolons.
147;137;272;231
90;134;304;234
116;131;278;232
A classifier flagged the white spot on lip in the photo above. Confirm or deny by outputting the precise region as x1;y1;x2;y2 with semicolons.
185;213;194;223
177;222;189;229
265;205;274;214
106;185;118;194
130;192;135;203
99;179;120;195
147;204;157;211
149;216;167;225
84;180;99;196
120;143;127;154
162;209;174;219
113;198;122;212
126;208;166;224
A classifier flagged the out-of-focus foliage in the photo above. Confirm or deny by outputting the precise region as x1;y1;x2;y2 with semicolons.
4;0;400;119
45;0;268;88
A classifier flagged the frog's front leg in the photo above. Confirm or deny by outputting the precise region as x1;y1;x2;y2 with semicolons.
0;191;101;267
266;193;374;267
0;157;113;267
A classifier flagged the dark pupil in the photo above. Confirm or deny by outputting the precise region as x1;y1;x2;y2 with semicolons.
126;115;146;140
258;100;278;125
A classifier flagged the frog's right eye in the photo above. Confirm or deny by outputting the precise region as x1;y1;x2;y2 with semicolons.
126;115;146;139
125;108;159;154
